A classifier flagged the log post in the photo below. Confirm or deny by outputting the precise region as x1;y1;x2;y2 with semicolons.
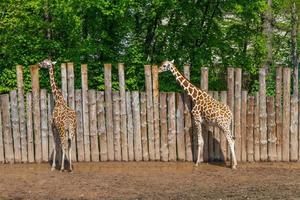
152;65;160;160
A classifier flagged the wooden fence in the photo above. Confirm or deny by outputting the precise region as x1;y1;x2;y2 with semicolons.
0;63;299;163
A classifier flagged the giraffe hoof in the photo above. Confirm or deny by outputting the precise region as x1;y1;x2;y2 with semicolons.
60;169;65;172
51;167;55;171
232;165;237;170
195;163;199;167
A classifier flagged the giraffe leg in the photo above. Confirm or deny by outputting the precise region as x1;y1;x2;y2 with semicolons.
224;128;237;169
51;145;56;171
194;115;204;166
68;138;72;172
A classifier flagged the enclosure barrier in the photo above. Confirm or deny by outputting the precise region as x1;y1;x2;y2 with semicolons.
0;63;299;163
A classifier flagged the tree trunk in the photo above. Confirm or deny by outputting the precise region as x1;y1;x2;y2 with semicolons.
263;0;273;71
291;2;298;96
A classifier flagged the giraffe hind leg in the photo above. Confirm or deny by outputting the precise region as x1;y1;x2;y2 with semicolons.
223;126;237;169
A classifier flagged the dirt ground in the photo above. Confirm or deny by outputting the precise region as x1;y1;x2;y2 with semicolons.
0;162;299;200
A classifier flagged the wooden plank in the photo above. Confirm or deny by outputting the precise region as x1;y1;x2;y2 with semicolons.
254;92;260;161
201;67;209;162
118;63;128;161
89;90;99;162
241;91;247;162
213;91;221;161
275;67;283;161
0;97;3;163
267;96;276;161
48;94;55;162
227;67;235;161
104;64;114;161
259;68;268;161
290;95;298;161
208;91;214;162
183;65;193;162
126;92;134;161
75;90;85;162
97;91;107;161
132;91;142;161
81;64;90;161
234;68;241;162
160;92;168;161
140;92;149;161
282;68;291;161
176;93;185;161
26;93;34;163
168;93;176;161
220;91;228;162
152;65;160;160
10;90;21;162
40;89;49;162
16;65;27;162
112;92;121;161
247;96;255;162
67;62;76;162
144;65;155;160
30;65;41;163
1;94;14;163
61;63;68;102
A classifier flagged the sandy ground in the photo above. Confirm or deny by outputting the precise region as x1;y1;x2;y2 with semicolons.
0;162;300;200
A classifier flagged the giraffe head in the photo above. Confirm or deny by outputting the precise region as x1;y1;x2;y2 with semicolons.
159;60;174;73
38;59;57;69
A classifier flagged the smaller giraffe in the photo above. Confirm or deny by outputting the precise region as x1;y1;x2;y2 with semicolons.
159;60;237;169
39;59;77;172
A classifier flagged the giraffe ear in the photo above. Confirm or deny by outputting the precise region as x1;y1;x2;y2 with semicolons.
52;61;57;65
171;59;174;64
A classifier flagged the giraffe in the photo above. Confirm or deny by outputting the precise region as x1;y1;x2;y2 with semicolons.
159;60;237;169
39;59;77;172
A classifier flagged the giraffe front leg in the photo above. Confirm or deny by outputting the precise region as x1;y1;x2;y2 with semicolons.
224;128;237;169
51;145;56;171
68;138;72;172
194;115;204;166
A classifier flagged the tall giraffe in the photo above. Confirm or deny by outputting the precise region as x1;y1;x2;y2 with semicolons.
159;60;237;169
39;59;77;172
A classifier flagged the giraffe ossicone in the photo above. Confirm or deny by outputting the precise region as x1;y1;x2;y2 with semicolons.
159;60;237;169
39;59;77;172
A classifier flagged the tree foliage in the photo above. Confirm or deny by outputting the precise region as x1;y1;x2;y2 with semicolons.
0;0;299;93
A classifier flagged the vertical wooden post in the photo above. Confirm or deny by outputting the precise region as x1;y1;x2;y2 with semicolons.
220;91;228;161
16;65;27;162
81;64;90;161
75;90;85;162
144;65;155;160
67;62;76;161
48;94;54;161
227;67;235;160
132;91;142;161
267;96;276;161
26;93;34;163
213;91;220;161
275;67;283;161
183;65;193;162
89;90;99;162
40;89;49;162
61;63;68;102
140;92;149;161
247;96;255;162
168;93;176;161
290;94;298;161
152;65;160;160
1;94;14;163
118;63;128;161
241;91;247;162
234;68;241;162
112;92;121;161
259;68;268;161
160;92;168;161
10;91;21;162
0;102;3;163
176;93;185;161
30;65;41;163
126;92;134;161
97;91;107;161
201;67;208;162
282;68;291;161
104;64;114;161
254;92;260;161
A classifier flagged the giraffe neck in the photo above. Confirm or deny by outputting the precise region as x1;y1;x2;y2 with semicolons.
169;64;206;100
49;64;65;104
